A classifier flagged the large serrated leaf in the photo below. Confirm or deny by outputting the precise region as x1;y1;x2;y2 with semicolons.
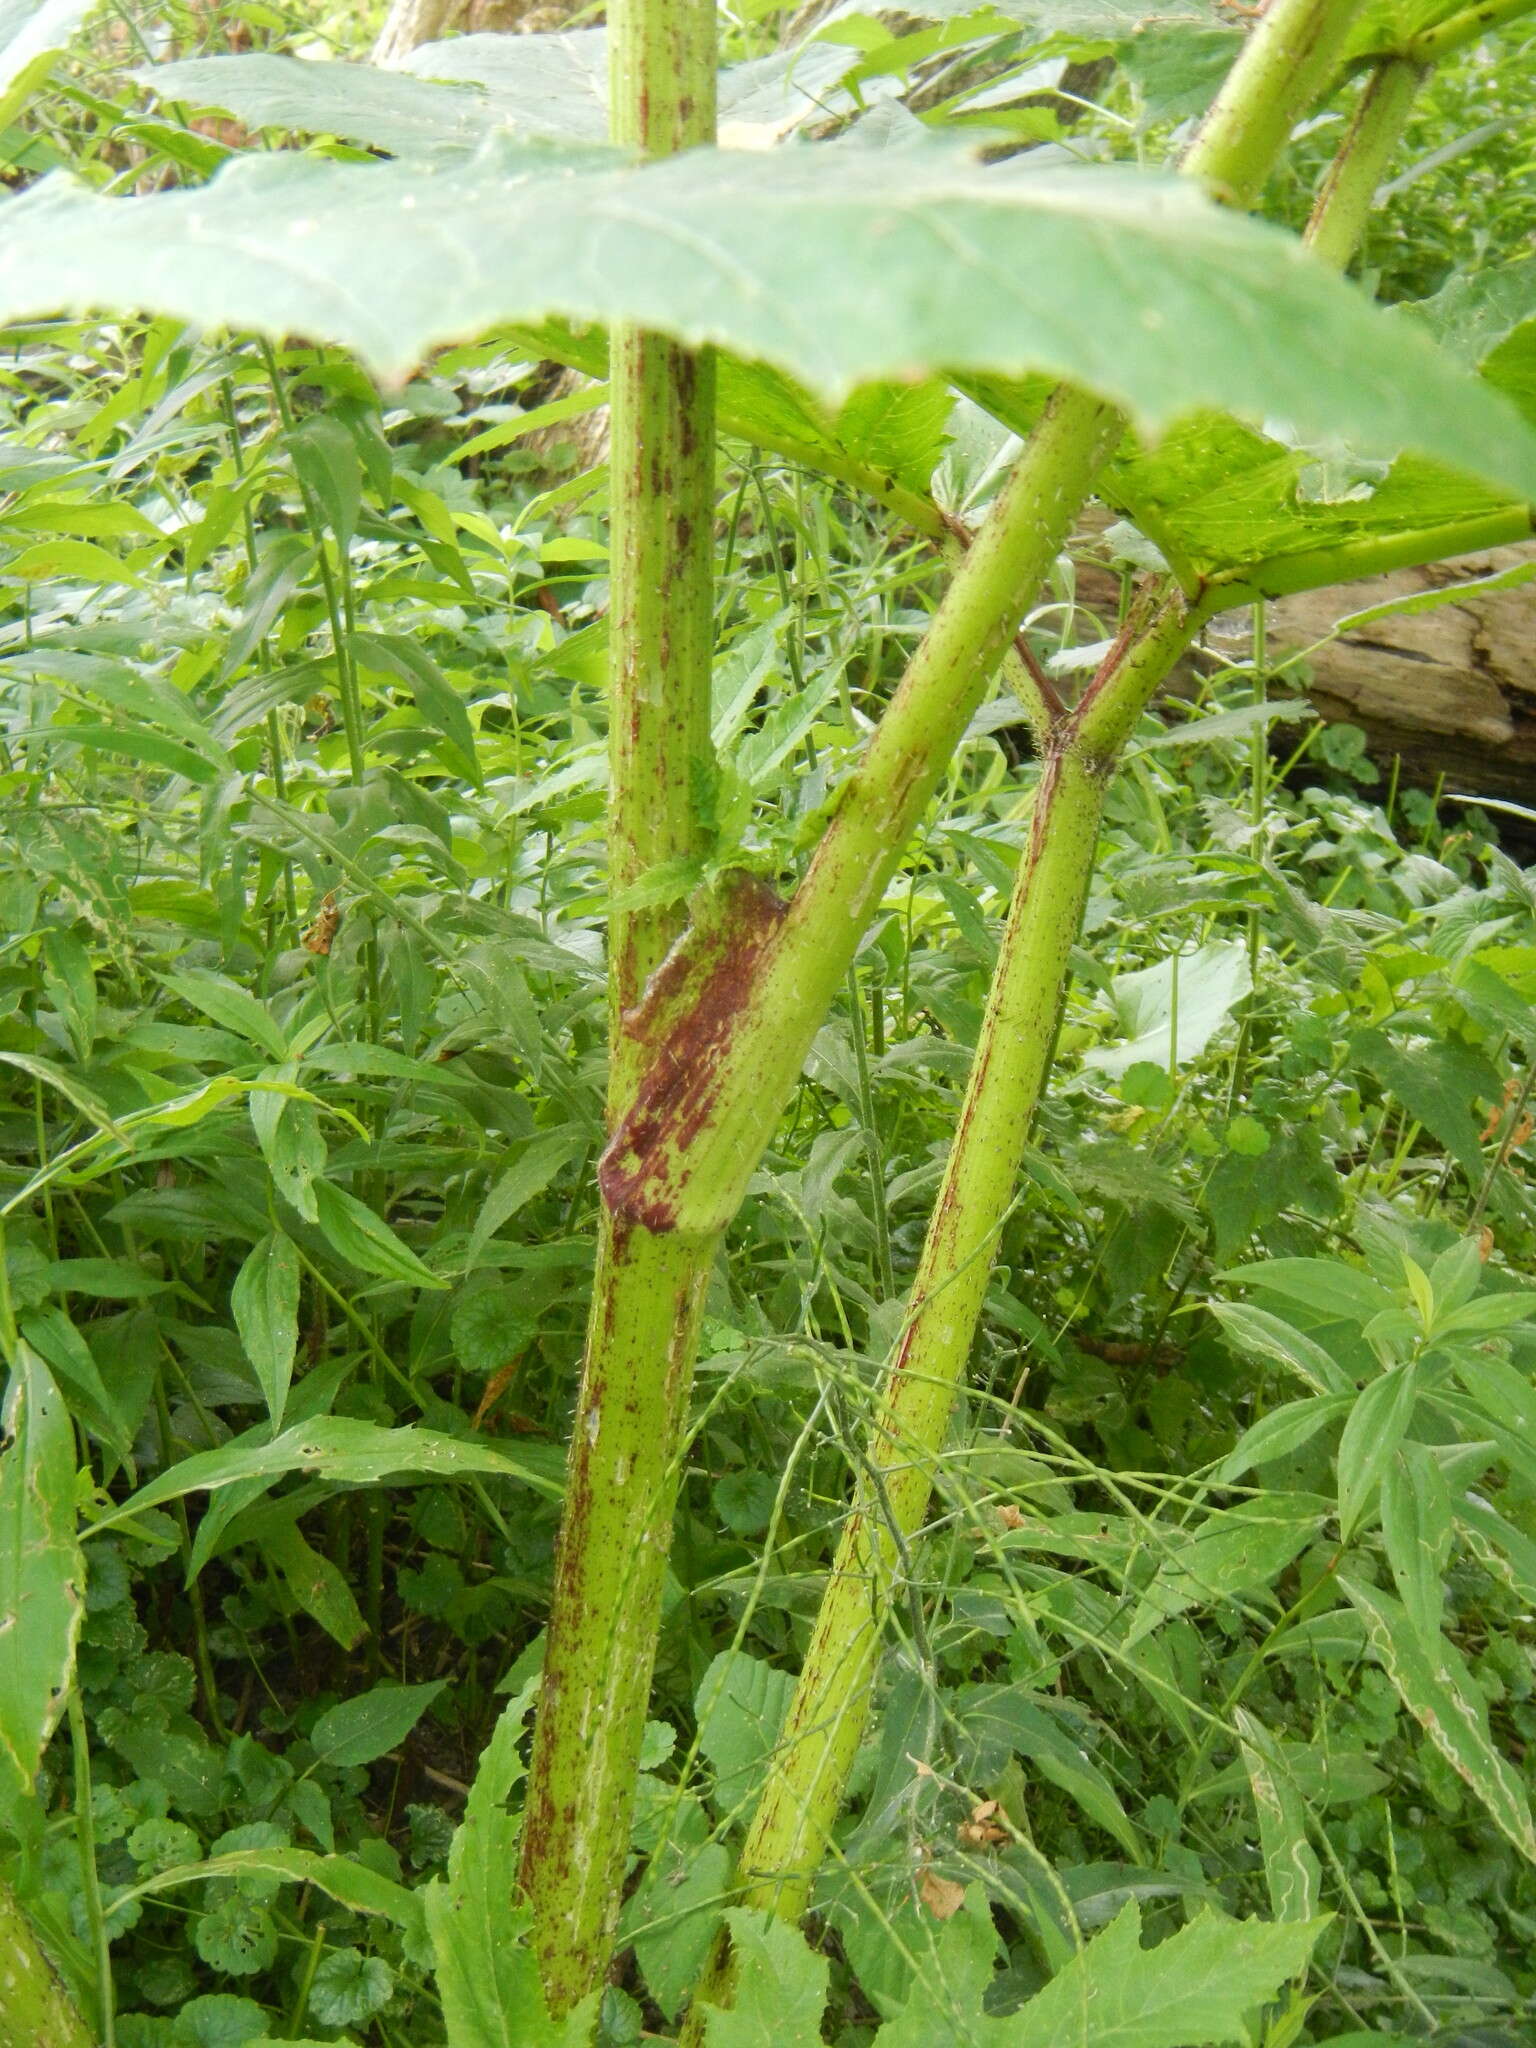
136;35;863;157
0;1345;83;1806
2;146;1535;505
702;1910;830;2048
423;1682;600;2047
998;1898;1326;2048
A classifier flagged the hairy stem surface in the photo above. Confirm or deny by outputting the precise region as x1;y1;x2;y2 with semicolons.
516;0;719;2011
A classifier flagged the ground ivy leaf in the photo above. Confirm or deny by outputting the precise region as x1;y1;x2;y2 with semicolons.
1;147;1534;503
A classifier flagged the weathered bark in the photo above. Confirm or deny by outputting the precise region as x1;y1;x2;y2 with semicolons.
1262;542;1536;802
372;0;578;67
1069;521;1536;800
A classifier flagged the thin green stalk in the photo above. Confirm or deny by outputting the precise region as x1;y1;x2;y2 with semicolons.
1305;57;1429;270
690;597;1197;1957
516;0;719;2012
847;966;895;1302
1407;0;1536;60
0;1877;94;2048
67;1688;113;2048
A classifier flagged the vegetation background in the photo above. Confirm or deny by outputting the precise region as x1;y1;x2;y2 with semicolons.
0;0;1534;2042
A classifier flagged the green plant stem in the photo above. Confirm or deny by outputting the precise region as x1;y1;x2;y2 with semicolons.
602;0;717;1091
688;597;1196;1964
847;966;895;1302
516;1216;715;2008
515;0;719;2013
603;384;1120;1239
67;1687;113;2048
1306;57;1428;270
0;1876;94;2048
684;0;1399;2020
1407;0;1536;60
1182;0;1365;205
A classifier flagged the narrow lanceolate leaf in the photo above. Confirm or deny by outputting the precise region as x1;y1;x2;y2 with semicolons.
311;1178;447;1289
90;1413;564;1532
1235;1709;1321;1925
1341;1576;1536;1862
1;149;1535;500
998;1899;1326;2048
231;1230;300;1427
1335;1365;1419;1540
0;1345;83;1804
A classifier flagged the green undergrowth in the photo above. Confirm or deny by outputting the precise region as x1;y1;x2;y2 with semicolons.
0;1;1535;2044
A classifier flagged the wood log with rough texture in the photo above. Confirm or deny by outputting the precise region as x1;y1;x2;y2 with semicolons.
1261;544;1536;803
1068;515;1536;800
373;0;584;72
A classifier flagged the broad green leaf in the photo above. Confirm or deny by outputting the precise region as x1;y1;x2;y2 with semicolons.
868;1885;1000;2048
1457;1490;1536;1604
351;630;479;784
406;29;860;146
423;1682;600;2046
869;1893;1324;2048
1222;1257;1396;1325
0;0;91;129
627;1835;734;2021
140;34;861;156
0;1047;119;1137
310;1679;445;1767
231;1230;300;1428
1234;1710;1320;1925
466;1132;584;1268
703;1910;830;2048
20;1305;133;1466
1350;1026;1493;1182
1083;940;1251;1077
1340;1576;1536;1861
0;1345;82;1806
696;1649;795;1802
137;52;495;159
1336;1366;1419;1541
3;150;1536;503
1001;1899;1325;2048
1220;1392;1351;1490
162;970;292;1062
311;1178;447;1289
90;1413;564;1532
959;1688;1144;1859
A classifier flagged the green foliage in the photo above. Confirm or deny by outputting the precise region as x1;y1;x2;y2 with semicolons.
0;0;1533;2040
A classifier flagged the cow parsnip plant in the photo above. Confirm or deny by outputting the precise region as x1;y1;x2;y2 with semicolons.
0;0;1535;2040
